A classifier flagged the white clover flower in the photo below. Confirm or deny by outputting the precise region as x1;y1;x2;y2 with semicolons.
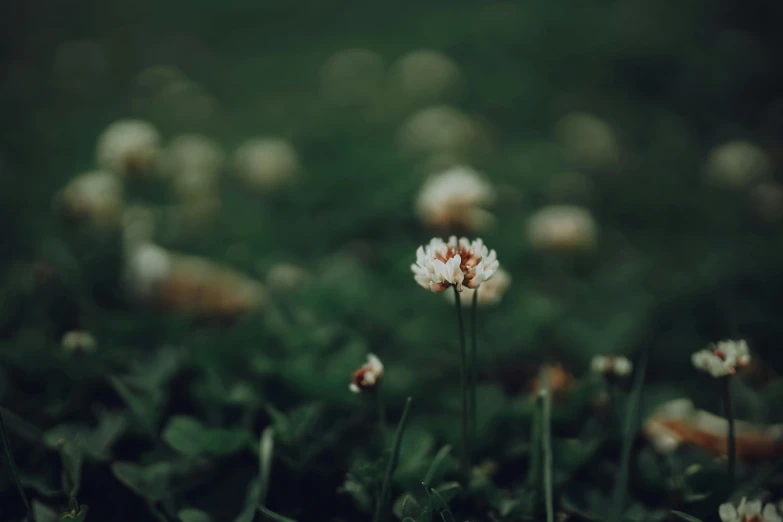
61;330;97;354
96;120;161;176
57;170;124;226
719;498;781;522
591;355;633;377
642;398;696;454
691;339;751;378
350;354;384;393
398;105;479;157
320;48;385;106
527;205;597;252
234;138;300;192
162;134;225;178
390;49;462;104
555;112;620;169
411;236;499;293
446;268;511;307
124;242;173;300
704;140;772;189
416;165;496;231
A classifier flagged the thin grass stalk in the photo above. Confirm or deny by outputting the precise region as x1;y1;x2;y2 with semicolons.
609;348;649;522
541;367;554;522
470;288;479;455
452;288;470;475
723;375;735;492
0;408;33;522
372;397;413;522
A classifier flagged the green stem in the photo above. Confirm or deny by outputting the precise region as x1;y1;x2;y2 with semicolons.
541;367;554;522
609;348;648;522
453;287;470;476
723;375;735;493
0;408;33;522
470;288;479;456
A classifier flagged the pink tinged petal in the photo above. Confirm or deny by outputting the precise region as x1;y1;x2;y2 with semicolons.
719;504;738;522
364;373;376;385
350;383;361;393
430;281;450;292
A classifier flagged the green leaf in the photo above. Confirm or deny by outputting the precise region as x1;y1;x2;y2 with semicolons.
433;482;461;504
109;376;160;434
670;511;705;522
110;461;172;502
179;508;212;522
61;504;90;521
422;445;454;487
162;416;252;457
401;495;421;518
372;397;413;522
258;506;298;522
44;410;127;462
32;501;59;522
57;438;83;497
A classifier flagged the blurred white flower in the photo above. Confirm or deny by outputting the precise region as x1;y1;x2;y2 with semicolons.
96;120;161;176
719;498;781;522
591;355;633;377
320;48;385;106
399;105;479;156
416;165;496;231
691;339;751;377
527;205;597;252
390;49;462;104
162;134;225;178
266;263;311;292
131;65;187;110
61;330;97;354
704;140;771;189
57;170;124;226
555;112;619;169
234;138;300;192
642;398;695;454
446;268;511;307
411;236;499;293
124;242;173;300
350;353;384;393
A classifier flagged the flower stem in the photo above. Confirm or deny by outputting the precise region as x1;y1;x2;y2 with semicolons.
470;288;479;454
723;375;735;492
453;287;470;476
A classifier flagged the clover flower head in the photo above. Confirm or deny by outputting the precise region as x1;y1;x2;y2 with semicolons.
350;354;384;393
96;119;160;177
411;236;499;293
415;165;496;231
692;339;751;377
719;498;781;522
61;330;97;354
591;355;633;377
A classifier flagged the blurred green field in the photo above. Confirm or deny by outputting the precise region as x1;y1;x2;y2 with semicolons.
2;0;783;521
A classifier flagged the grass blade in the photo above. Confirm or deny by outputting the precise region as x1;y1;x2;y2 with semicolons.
423;445;452;487
609;348;649;522
540;366;554;522
671;510;705;522
259;506;298;522
373;397;413;522
0;408;33;521
258;427;274;506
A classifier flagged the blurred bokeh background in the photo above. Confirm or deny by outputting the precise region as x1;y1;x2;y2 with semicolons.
2;0;783;520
